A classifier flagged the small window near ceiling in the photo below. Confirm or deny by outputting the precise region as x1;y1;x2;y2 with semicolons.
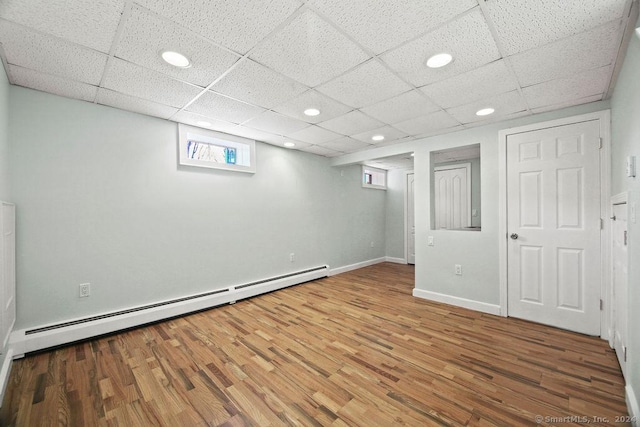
362;165;387;190
178;124;256;173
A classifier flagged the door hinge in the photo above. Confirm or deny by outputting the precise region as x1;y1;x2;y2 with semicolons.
624;230;628;246
599;137;603;149
624;346;627;362
600;218;604;229
600;299;603;310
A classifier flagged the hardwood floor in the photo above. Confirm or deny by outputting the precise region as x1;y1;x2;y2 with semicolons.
0;263;628;426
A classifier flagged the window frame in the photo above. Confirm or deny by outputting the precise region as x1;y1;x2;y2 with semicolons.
178;124;256;173
362;165;387;190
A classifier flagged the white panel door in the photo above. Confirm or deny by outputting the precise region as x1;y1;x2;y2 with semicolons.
434;166;470;230
407;173;415;265
612;202;628;376
507;120;601;335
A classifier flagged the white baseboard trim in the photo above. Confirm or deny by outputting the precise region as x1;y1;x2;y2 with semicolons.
328;257;386;276
412;288;501;316
0;348;14;407
627;384;639;427
385;256;407;264
10;267;329;357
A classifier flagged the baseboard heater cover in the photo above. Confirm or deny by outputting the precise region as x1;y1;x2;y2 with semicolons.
11;266;328;357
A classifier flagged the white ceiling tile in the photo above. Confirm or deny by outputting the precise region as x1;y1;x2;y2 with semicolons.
446;90;528;124
414;126;465;140
298;144;343;157
186;91;265;124
350;126;408;144
102;58;202;108
317;60;412;108
371;136;415;148
244;111;310;135
461;110;531;130
250;10;369;87
318;110;383;135
306;0;478;54
272;90;352;123
9;65;97;102
394;110;460;135
509;21;621;87
0;0;123;53
381;9;501;87
522;66;611;109
211;59;308;109
96;89;178;119
531;94;603;114
320;137;373;153
226;126;281;143
360;90;440;125
171;111;239;134
259;134;313;149
0;20;108;85
134;0;300;54
485;0;628;55
287;126;342;144
421;60;519;109
115;5;241;88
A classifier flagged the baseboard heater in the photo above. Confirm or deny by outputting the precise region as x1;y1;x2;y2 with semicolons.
10;265;329;357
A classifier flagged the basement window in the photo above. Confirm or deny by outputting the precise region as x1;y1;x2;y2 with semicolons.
362;165;387;190
178;124;256;173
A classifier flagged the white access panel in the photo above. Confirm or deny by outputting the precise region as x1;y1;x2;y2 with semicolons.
506;120;601;335
612;201;628;377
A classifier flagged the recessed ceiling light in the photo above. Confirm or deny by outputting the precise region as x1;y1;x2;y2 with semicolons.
476;108;495;116
304;108;320;117
284;142;296;148
161;50;191;68
196;120;211;127
371;135;385;142
426;53;453;68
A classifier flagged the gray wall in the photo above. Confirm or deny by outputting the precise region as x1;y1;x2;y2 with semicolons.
385;169;407;260
413;101;610;306
610;20;640;418
8;87;386;329
0;65;9;202
0;62;9;378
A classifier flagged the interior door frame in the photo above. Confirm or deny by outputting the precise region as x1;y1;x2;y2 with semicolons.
404;170;415;265
497;110;611;340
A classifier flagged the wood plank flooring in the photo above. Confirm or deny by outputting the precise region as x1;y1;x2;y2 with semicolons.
0;263;628;426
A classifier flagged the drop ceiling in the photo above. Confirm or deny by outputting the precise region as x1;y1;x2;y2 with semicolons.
0;0;634;158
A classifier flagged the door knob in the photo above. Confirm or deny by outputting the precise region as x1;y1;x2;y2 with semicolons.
510;233;518;240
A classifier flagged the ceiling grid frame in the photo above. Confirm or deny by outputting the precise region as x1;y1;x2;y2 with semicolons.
0;0;633;159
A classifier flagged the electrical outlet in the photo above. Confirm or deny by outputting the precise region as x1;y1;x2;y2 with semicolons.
289;253;295;262
428;236;434;246
455;265;462;275
370;241;375;248
79;283;91;298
